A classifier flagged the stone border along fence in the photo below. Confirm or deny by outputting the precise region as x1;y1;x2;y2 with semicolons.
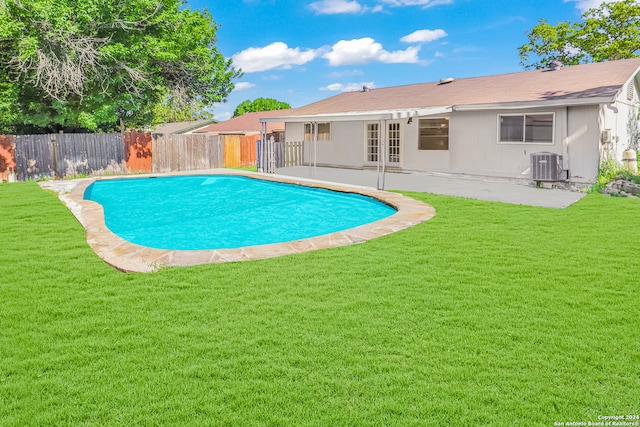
0;133;304;182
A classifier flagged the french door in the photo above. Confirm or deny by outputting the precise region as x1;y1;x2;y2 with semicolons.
387;121;401;165
365;121;401;166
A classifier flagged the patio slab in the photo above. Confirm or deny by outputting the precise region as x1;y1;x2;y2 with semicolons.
275;166;587;209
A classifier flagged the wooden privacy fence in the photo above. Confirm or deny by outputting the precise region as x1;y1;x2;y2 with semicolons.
152;134;224;173
13;133;128;181
0;135;16;182
124;132;154;173
0;132;301;181
222;134;258;168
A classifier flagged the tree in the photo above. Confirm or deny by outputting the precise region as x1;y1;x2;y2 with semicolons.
233;98;291;117
519;0;640;70
0;0;241;133
151;95;214;125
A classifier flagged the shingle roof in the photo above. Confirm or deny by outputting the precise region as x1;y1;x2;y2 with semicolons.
282;59;640;117
194;110;289;134
152;119;217;134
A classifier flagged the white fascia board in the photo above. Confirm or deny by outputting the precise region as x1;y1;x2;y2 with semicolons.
452;97;614;111
260;106;453;123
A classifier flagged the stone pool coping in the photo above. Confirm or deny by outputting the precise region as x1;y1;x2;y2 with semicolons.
40;170;436;273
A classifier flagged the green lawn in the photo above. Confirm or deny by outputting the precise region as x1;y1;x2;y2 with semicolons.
1;181;638;426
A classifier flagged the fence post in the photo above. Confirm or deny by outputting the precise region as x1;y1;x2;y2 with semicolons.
268;136;276;173
51;138;59;179
256;139;263;173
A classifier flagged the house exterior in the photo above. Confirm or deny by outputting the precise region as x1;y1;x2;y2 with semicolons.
262;58;640;184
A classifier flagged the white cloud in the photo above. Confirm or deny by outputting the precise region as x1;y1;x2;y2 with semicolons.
400;29;447;43
309;0;365;14
321;82;376;92
233;82;255;91
308;0;453;14
323;37;421;66
380;0;452;8
214;110;232;121
566;0;619;12
232;42;318;73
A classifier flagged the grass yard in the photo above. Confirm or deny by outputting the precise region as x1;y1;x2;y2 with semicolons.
1;181;639;426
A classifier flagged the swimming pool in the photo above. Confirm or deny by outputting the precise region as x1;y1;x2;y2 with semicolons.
84;175;397;250
41;171;435;271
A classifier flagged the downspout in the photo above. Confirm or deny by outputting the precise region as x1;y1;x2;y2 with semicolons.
600;102;618;164
606;103;619;159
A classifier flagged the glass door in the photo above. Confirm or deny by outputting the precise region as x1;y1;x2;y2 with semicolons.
387;121;401;165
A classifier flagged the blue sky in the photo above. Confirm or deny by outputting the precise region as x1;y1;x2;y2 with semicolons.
186;0;612;120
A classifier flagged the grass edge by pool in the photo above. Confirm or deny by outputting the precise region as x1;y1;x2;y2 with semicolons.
40;169;436;272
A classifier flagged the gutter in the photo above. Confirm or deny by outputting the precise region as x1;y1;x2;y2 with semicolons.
260;106;453;123
452;97;615;112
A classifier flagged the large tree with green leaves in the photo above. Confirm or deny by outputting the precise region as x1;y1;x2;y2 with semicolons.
233;98;291;118
519;0;640;70
0;0;241;133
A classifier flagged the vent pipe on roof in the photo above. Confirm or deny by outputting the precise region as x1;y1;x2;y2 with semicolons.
362;85;371;92
549;61;563;71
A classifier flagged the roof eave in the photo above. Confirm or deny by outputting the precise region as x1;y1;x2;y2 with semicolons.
174;119;219;134
453;97;616;111
261;106;453;123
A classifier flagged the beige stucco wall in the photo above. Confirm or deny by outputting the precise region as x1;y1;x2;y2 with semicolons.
404;108;566;178
286;121;365;167
404;106;600;183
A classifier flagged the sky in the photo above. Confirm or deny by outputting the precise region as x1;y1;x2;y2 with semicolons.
185;0;615;121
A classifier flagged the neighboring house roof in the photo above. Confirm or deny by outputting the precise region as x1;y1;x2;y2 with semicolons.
152;119;218;134
262;58;640;122
194;110;290;134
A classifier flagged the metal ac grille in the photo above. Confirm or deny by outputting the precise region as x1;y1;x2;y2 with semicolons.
531;152;563;181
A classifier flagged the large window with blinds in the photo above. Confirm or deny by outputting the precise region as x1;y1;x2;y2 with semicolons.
304;123;331;141
419;118;449;150
498;113;554;144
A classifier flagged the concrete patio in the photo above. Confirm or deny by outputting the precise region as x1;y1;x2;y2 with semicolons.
275;166;587;209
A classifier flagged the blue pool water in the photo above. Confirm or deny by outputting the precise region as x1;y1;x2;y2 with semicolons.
84;175;396;250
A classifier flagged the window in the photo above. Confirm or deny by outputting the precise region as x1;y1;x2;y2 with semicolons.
304;122;331;141
366;122;379;162
419;118;449;150
499;114;554;144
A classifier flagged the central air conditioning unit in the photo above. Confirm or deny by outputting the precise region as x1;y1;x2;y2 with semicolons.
531;152;564;181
